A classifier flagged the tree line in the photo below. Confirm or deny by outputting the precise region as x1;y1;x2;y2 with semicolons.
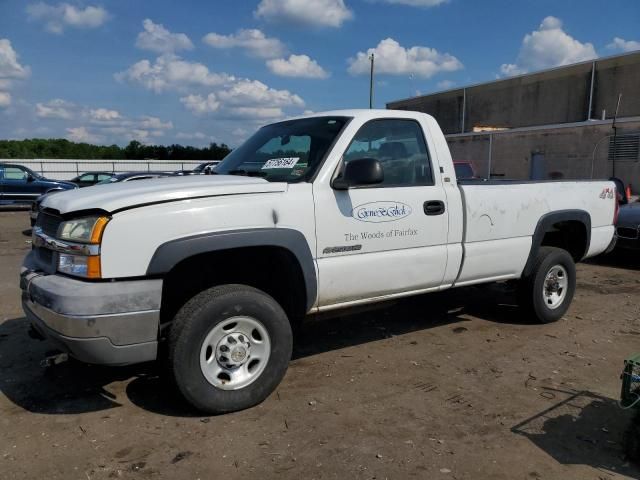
0;139;232;160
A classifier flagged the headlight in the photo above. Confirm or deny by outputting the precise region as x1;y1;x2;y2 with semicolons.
58;254;101;278
55;216;109;279
57;216;109;244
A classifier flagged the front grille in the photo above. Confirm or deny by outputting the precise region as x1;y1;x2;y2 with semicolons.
617;226;639;240
36;211;63;237
32;245;57;274
35;247;54;265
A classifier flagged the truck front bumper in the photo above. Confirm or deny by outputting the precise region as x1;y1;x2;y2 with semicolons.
21;251;162;366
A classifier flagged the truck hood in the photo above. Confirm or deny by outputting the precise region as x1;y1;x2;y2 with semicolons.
41;175;287;215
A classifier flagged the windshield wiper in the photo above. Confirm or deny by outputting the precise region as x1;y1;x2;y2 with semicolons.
227;169;267;178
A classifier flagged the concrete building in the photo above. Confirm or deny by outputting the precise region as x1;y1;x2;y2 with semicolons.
387;51;640;191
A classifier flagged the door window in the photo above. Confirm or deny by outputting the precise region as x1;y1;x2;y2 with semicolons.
3;166;28;181
343;119;433;187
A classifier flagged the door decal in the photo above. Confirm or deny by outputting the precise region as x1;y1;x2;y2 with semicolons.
351;201;412;223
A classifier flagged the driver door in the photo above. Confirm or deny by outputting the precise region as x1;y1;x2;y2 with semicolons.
2;165;37;203
313;118;449;308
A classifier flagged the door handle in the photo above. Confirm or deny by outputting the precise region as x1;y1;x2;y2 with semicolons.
424;200;445;216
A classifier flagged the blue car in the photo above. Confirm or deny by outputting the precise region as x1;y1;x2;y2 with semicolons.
0;163;76;206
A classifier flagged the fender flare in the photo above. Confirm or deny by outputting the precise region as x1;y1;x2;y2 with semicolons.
146;228;317;311
522;209;591;277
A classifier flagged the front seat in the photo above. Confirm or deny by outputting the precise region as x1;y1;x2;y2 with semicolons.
378;142;408;160
378;142;413;184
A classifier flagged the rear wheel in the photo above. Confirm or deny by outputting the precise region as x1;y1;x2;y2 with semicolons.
518;247;576;323
167;284;292;414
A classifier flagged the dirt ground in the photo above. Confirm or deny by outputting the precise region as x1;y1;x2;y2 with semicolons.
1;209;640;480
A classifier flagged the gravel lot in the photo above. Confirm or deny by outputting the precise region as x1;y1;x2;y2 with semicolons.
1;209;640;480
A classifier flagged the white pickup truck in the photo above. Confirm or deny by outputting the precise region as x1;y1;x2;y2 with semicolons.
21;109;618;413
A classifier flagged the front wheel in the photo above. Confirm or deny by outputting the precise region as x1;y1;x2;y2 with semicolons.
518;246;576;323
167;284;292;414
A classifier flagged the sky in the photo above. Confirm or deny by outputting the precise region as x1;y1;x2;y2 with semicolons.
0;0;639;147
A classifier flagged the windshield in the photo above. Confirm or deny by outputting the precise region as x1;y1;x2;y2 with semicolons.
215;116;350;182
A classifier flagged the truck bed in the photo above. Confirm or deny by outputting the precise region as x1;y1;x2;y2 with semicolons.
453;180;616;286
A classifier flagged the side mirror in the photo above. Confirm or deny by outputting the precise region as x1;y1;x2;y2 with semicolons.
26;174;35;183
332;158;384;190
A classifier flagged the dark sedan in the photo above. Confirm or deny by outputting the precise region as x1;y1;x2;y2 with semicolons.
0;163;76;206
69;171;116;187
616;202;640;251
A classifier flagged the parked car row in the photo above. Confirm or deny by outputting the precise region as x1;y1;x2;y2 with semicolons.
0;161;220;227
1;160;221;206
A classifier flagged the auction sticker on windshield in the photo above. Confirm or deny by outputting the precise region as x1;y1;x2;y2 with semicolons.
262;157;300;169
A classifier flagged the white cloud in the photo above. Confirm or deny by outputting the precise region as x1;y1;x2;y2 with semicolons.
378;0;447;6
255;0;353;28
499;63;526;76
180;93;221;115
436;79;455;89
203;29;285;59
136;19;194;54
36;98;75;119
179;79;305;121
176;131;209;140
0;91;11;108
0;39;31;80
115;54;235;93
26;2;109;34
348;38;463;78
226;106;285;120
217;79;304;108
89;108;120;121
500;16;597;76
137;115;173;130
66;126;103;143
32;98;173;144
267;54;329;78
0;38;30;105
607;37;640;53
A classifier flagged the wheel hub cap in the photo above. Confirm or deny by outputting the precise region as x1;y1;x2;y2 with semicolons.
217;332;251;368
543;265;568;309
200;316;271;390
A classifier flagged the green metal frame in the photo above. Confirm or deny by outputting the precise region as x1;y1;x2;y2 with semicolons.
621;353;640;408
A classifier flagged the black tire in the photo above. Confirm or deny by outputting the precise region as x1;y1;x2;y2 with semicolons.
167;284;292;414
518;246;576;323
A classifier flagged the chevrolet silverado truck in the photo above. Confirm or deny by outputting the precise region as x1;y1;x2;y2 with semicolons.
21;110;618;414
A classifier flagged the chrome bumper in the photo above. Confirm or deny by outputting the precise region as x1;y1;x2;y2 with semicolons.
21;252;163;365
